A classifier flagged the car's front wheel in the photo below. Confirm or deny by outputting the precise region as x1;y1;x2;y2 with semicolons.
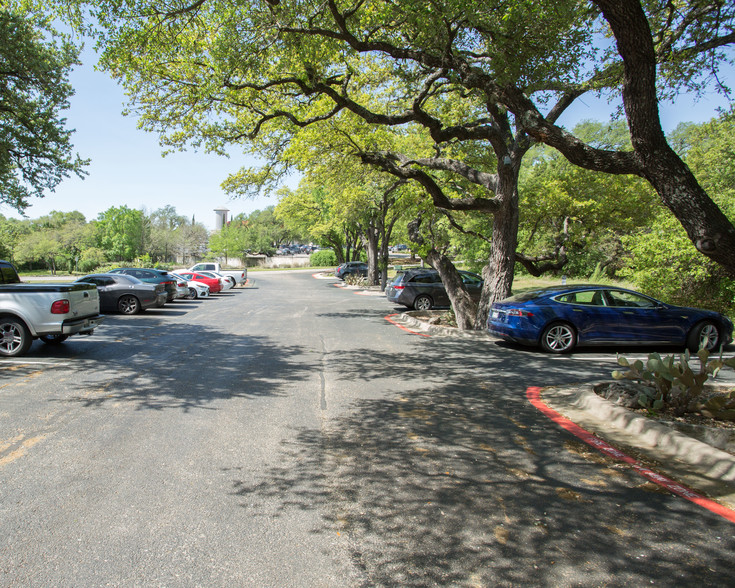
188;287;198;299
687;320;721;352
540;322;576;353
0;317;32;357
118;295;141;315
40;334;69;345
413;295;433;311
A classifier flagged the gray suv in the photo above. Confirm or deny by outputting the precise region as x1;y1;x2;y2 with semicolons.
385;268;483;310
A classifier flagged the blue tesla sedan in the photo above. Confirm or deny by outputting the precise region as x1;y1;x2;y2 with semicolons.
487;284;733;353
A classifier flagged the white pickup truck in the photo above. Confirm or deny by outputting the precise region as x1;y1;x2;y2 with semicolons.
187;262;247;286
0;260;104;357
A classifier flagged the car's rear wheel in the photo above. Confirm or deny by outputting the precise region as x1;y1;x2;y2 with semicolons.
40;334;69;345
687;320;720;352
413;295;433;311
540;322;576;353
0;317;32;357
118;295;141;315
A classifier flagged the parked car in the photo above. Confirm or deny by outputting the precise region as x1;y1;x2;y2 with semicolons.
194;270;234;290
385;268;483;310
0;260;104;357
186;262;247;286
176;271;223;294
76;273;167;314
487;284;734;354
171;273;210;299
107;268;178;303
335;261;368;280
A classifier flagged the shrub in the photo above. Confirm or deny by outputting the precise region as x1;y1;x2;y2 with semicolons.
621;213;735;314
310;249;337;267
612;349;735;417
344;274;368;287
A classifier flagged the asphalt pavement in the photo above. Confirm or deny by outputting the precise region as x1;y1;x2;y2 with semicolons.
389;308;735;518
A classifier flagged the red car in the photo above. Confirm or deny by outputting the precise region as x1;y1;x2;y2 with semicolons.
177;272;223;294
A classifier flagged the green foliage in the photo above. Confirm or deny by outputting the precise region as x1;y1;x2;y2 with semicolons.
518;120;657;278
309;249;337;267
0;7;88;212
95;206;145;262
612;350;735;416
77;247;106;273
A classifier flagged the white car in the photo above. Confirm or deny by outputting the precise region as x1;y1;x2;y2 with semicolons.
171;273;210;299
196;270;234;290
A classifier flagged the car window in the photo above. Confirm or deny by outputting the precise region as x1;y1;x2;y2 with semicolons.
0;262;20;284
505;289;548;302
461;273;483;285
390;272;406;285
555;290;606;306
411;273;439;284
606;290;657;308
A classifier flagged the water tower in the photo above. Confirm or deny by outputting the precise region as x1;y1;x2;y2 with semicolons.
213;207;230;230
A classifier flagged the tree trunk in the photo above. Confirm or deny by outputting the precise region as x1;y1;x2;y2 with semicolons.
424;249;478;331
363;225;379;286
407;217;477;330
475;171;519;329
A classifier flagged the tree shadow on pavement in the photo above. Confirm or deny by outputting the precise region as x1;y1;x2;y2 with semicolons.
230;339;735;587
48;322;316;412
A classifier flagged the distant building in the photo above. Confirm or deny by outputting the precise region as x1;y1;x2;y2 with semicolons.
213;207;230;231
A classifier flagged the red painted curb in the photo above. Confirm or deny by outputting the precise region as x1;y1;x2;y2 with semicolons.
384;314;431;338
526;386;735;524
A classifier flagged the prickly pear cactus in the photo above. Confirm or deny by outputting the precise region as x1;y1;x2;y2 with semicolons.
612;350;735;416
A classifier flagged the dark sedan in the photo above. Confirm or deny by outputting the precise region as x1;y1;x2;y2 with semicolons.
76;274;167;314
108;268;178;303
386;268;483;310
335;261;368;280
487;284;733;353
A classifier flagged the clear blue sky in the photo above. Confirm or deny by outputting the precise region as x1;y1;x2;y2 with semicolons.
1;46;732;230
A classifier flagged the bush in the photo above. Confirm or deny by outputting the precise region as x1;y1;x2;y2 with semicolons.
621;213;735;314
310;249;337;267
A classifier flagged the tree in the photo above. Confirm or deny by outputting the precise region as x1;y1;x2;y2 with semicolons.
276;184;362;265
0;214;31;261
175;220;209;264
95;205;145;262
148;205;188;262
14;229;64;273
0;6;88;212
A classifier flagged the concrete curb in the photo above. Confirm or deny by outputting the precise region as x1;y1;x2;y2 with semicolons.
393;312;499;339
541;385;735;509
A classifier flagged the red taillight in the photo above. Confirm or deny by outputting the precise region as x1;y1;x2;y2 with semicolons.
51;299;70;314
507;308;533;318
393;285;405;290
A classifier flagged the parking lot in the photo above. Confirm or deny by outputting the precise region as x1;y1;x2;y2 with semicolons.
1;270;734;587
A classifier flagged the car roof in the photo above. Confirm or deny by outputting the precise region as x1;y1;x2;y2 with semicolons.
78;273;143;283
504;284;644;301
